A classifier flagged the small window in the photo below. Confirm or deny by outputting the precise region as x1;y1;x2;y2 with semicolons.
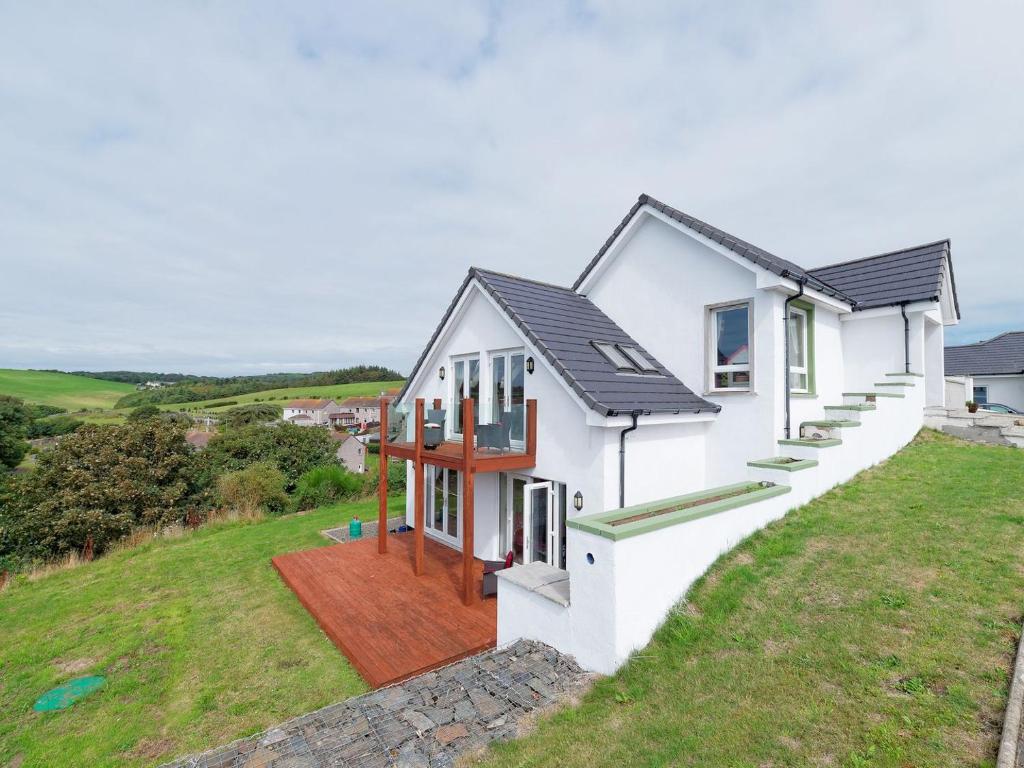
709;302;752;390
788;306;809;393
593;341;636;371
973;386;988;405
617;345;659;373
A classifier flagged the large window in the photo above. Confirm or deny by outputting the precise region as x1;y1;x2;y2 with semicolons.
788;305;809;393
451;355;479;436
709;302;752;391
490;350;526;443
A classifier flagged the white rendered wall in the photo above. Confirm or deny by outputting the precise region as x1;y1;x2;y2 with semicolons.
789;302;846;432
399;283;708;560
924;315;945;406
584;215;795;486
974;375;1024;411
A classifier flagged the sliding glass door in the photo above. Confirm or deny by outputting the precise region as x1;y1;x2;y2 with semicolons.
424;465;459;544
489;350;525;444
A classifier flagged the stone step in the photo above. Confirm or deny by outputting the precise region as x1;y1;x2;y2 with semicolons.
824;404;876;411
801;419;860;428
778;438;842;448
843;391;905;400
747;457;819;472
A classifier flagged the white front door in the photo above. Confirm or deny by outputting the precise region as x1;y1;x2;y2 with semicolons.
513;481;552;566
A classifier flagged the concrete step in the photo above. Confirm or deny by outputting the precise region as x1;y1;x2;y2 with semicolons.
843;392;905;405
874;381;915;388
884;371;924;378
747;456;819;472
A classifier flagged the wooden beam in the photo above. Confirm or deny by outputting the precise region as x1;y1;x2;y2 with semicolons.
414;398;425;577
462;397;476;606
378;396;390;554
526;399;538;458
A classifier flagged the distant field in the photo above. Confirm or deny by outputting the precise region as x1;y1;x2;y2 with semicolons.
157;380;405;414
0;369;135;411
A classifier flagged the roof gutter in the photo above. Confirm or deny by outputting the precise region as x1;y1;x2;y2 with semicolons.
784;276;807;440
618;410;641;508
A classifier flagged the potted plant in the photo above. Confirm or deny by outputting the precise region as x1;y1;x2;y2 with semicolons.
966;400;979;414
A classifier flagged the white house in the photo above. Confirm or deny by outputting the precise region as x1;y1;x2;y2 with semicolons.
377;193;960;674
338;397;382;429
283;398;342;426
945;332;1024;412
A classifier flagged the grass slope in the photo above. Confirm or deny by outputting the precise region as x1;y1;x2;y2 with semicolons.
482;431;1024;768
157;379;405;413
0;369;135;411
0;497;404;767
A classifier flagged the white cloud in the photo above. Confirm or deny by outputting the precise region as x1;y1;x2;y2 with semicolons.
1;0;1021;374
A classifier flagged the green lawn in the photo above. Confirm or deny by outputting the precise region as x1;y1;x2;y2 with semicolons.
0;369;135;411
481;431;1024;768
157;380;405;414
0;496;404;768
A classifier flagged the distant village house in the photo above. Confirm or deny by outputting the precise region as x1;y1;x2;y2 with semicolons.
330;432;366;473
283;399;343;426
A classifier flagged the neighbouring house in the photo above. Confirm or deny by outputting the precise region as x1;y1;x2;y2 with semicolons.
283;399;342;426
328;411;357;428
945;331;1024;411
338;397;381;429
331;431;366;473
375;193;960;675
185;430;215;450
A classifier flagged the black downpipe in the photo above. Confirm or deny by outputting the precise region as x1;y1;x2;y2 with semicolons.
900;303;910;373
618;410;641;508
783;279;807;440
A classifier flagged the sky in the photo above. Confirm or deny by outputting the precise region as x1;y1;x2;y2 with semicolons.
1;1;1022;376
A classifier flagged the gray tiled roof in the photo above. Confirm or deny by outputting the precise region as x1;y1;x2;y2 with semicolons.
808;240;960;316
573;194;855;303
945;332;1024;376
399;268;719;417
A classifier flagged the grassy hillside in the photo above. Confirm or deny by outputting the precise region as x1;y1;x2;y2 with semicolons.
0;497;404;768
0;369;135;411
481;431;1024;767
160;379;404;414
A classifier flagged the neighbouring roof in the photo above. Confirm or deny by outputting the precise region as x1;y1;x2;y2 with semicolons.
286;399;334;409
339;397;380;408
329;431;357;443
945;332;1024;376
400;267;720;417
185;430;214;449
573;194;855;303
808;240;960;316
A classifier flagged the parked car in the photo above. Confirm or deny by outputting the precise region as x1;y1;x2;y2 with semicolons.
978;402;1023;415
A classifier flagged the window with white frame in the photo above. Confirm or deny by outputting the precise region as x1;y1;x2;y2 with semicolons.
788;305;809;393
450;354;480;436
709;302;752;391
489;349;526;443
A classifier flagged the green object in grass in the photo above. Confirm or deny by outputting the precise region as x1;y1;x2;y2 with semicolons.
33;676;105;712
349;516;362;539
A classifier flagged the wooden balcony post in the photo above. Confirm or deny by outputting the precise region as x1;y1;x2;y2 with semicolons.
413;398;425;577
526;399;538;458
378;396;390;554
462;397;476;606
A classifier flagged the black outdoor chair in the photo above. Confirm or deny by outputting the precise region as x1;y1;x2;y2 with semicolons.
424;409;445;449
475;412;514;453
482;551;515;597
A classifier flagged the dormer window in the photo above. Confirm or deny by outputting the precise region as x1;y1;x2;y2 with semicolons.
592;341;661;375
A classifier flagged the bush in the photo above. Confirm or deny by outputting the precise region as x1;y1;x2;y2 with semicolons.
127;404;162;421
290;464;365;512
200;422;336;490
0;421;201;560
26;415;83;438
366;457;407;497
28;404;67;419
0;396;31;470
216;461;288;517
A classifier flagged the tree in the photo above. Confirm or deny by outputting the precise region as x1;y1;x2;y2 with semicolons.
127;404;162;421
220;403;282;429
216;461;288;517
201;423;336;490
0;396;31;470
1;421;201;558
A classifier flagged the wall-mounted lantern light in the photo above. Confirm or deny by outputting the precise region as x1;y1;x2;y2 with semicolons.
526;356;535;375
573;491;584;511
438;366;446;380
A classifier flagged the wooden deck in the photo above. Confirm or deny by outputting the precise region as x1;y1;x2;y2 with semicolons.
272;533;496;688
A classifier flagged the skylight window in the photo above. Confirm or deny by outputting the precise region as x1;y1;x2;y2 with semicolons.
592;341;661;375
618;345;659;373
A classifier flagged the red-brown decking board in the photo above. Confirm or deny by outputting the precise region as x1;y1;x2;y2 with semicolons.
272;533;497;688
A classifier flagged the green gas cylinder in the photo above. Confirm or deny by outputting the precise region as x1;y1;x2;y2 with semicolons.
349;516;362;539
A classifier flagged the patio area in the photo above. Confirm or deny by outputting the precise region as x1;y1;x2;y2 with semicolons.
272;532;497;688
